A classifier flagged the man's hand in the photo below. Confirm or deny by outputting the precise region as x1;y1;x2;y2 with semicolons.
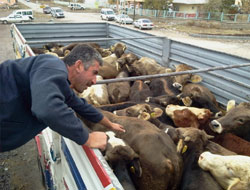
84;131;107;151
110;122;126;133
99;116;126;133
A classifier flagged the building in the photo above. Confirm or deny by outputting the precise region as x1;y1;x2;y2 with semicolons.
0;0;16;6
120;0;144;9
173;0;208;13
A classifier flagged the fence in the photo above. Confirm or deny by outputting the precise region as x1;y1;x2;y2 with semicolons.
126;8;250;23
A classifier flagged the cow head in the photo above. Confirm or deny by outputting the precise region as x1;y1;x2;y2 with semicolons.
114;104;162;121
110;42;127;58
172;64;202;91
210;102;250;140
176;128;214;154
177;84;222;118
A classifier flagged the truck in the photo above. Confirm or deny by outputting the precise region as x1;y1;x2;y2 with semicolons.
10;22;250;190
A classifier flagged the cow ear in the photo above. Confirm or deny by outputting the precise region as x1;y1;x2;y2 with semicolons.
190;74;202;83
182;97;192;106
138;112;150;120
151;108;163;118
226;100;236;112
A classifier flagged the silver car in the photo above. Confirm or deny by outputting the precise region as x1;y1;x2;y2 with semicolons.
133;19;154;30
116;14;133;24
0;14;30;24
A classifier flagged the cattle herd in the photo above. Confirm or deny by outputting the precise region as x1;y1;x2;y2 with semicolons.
32;42;250;190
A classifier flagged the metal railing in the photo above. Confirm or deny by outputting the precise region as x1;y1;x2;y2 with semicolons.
126;8;250;23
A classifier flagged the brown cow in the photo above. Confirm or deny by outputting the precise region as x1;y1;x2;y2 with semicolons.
178;83;222;118
129;80;153;102
210;102;250;141
146;94;181;107
176;128;223;190
172;64;202;91
149;64;201;97
98;54;121;79
108;71;131;103
84;111;183;190
128;57;172;76
213;133;250;156
166;105;212;129
110;42;126;58
117;52;138;67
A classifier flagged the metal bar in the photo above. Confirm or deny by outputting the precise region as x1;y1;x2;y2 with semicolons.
27;36;165;44
96;63;250;84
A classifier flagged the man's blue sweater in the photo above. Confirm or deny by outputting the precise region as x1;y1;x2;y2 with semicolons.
0;54;103;152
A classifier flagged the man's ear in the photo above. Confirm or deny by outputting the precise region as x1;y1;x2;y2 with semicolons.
75;60;84;73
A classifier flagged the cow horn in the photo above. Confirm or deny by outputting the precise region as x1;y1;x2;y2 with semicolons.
176;93;183;99
177;139;184;153
206;134;214;140
182;97;192;106
184;136;191;142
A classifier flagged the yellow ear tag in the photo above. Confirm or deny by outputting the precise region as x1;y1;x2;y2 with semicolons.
150;112;156;118
182;145;188;154
130;166;135;174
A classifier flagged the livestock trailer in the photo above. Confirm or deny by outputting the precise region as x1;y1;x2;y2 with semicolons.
10;22;250;190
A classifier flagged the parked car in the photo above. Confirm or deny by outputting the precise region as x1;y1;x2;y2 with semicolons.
51;7;65;18
68;3;85;10
0;14;30;24
133;18;154;30
116;14;133;24
43;6;51;14
12;9;33;20
100;8;116;21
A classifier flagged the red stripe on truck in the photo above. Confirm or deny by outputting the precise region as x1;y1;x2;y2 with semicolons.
82;145;112;188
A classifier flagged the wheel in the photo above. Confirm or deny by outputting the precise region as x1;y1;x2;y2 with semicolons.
3;20;7;24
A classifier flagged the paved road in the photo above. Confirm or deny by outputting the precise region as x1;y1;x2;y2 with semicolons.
19;0;250;60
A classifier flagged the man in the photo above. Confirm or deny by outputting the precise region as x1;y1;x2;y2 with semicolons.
0;44;125;152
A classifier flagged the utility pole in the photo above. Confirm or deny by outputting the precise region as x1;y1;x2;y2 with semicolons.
133;0;135;21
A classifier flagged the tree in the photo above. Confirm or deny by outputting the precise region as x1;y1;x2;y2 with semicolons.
203;0;236;13
144;0;173;10
108;0;116;5
241;0;250;13
203;0;223;12
221;0;235;13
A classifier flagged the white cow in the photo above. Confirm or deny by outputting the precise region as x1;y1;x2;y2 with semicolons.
77;75;110;106
198;151;250;190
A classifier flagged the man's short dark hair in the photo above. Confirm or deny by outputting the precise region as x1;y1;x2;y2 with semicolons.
63;44;103;69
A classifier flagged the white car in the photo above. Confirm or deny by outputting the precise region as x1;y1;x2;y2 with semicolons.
116;14;133;24
100;8;116;21
68;3;85;10
133;18;154;30
51;7;65;18
0;14;30;24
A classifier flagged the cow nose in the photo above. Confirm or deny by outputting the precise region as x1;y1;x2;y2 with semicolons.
211;120;219;128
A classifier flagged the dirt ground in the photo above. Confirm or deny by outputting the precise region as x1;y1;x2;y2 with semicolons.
0;10;45;190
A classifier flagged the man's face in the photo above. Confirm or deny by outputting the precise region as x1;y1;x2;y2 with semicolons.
68;60;100;93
